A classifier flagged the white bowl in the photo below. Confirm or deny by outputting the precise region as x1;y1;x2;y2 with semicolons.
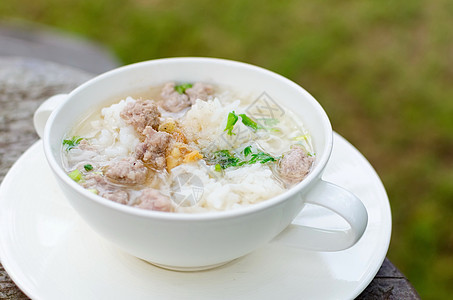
34;57;368;270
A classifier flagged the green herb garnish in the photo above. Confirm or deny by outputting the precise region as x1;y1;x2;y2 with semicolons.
224;111;239;136
68;169;83;182
207;147;277;170
211;150;240;169
63;136;83;151
243;146;252;157
174;83;193;94
84;164;93;171
247;152;277;164
224;111;260;135
239;114;258;131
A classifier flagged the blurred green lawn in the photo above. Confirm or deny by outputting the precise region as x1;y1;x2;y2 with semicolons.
1;0;452;298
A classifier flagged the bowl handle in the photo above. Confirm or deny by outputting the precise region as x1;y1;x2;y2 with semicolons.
33;94;68;139
273;180;368;251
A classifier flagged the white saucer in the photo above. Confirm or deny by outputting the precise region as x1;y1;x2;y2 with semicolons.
0;133;391;300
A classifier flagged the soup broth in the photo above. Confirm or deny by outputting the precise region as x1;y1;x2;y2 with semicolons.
62;82;315;213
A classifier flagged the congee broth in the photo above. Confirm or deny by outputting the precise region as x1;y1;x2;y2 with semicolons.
62;82;315;213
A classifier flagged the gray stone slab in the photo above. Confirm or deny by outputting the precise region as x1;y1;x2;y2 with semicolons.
0;57;92;182
0;22;120;74
356;258;420;299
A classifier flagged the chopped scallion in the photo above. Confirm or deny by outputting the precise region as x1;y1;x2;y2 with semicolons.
206;148;277;170
174;83;193;94
247;152;277;165
243;146;252;157
292;134;309;141
224;111;239;136
63;136;83;151
68;169;83;182
239;114;258;131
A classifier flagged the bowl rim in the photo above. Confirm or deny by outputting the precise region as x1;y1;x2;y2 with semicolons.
43;57;333;221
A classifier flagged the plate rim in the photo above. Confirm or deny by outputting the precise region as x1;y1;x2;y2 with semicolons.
0;132;392;299
332;133;392;298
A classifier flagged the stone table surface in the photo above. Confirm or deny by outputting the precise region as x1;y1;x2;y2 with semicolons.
0;22;120;75
0;57;420;299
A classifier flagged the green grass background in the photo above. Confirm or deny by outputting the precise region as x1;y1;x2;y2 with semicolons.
1;0;452;298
